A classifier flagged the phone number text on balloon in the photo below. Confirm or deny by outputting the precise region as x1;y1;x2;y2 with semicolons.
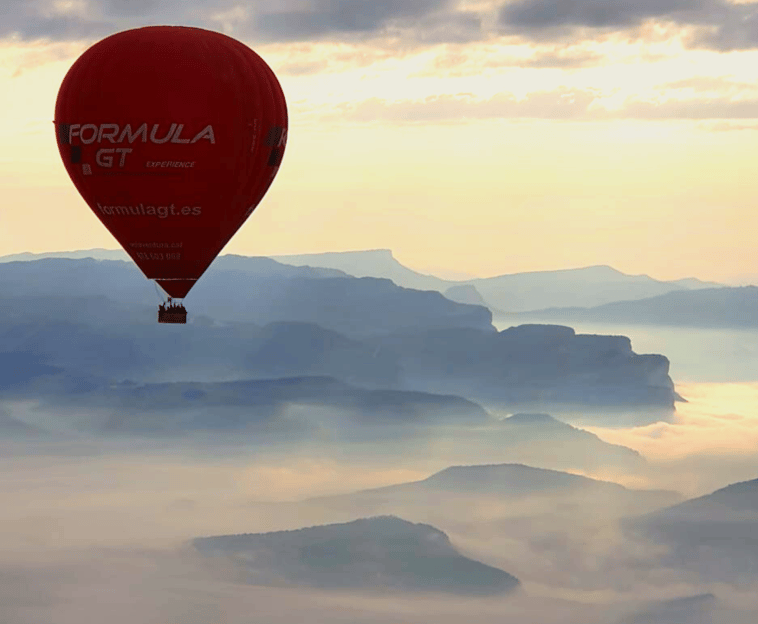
133;252;182;261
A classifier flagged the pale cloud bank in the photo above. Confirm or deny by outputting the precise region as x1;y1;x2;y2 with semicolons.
0;0;482;45
318;88;758;123
4;0;758;53
497;0;758;51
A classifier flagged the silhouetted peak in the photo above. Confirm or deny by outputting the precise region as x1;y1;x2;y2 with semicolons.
659;593;716;607
444;284;486;306
703;477;758;508
275;249;396;264
626;593;718;624
0;248;128;263
716;477;758;491
649;476;758;519
577;264;621;275
431;463;562;475
499;324;576;340
192;515;519;595
505;413;559;425
423;463;600;488
200;515;442;541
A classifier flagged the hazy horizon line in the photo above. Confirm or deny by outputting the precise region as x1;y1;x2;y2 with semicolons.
0;247;749;286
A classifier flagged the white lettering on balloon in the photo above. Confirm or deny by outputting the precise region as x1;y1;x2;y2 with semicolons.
68;123;215;145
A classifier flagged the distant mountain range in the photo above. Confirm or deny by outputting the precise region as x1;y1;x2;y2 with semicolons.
371;324;681;411
0;257;492;336
0;249;129;263
514;286;758;329
0;361;649;472
421;412;647;475
24;375;489;437
272;249;723;312
632;477;758;527
0;321;681;416
379;411;648;476
306;463;680;520
0;255;683;421
272;249;442;288
627;477;758;582
491;413;646;472
192;515;520;595
0;262;681;413
619;593;718;624
1;248;723;313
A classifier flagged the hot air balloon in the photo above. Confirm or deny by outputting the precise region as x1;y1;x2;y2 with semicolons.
54;26;287;324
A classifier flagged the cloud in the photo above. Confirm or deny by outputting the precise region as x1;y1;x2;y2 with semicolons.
99;0;166;17
497;0;708;32
317;87;758;123
331;89;602;123
7;39;89;76
496;0;758;51
404;10;484;45
0;0;484;47
520;48;604;68
696;120;758;132
659;76;758;93
411;45;607;78
585;382;758;495
277;59;330;76
621;96;758;119
251;0;471;42
694;3;758;51
0;547;643;624
0;0;112;41
6;0;758;59
0;0;215;40
1;395;757;621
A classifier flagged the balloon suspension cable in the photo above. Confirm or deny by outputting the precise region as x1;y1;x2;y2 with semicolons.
153;280;166;304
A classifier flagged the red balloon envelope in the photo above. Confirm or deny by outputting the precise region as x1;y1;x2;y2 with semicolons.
54;26;287;302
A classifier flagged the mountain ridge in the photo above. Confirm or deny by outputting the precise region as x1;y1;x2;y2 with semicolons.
308;462;679;509
515;286;758;329
192;515;521;595
1;249;722;314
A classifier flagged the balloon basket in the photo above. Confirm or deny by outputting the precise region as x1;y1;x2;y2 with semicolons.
158;306;187;324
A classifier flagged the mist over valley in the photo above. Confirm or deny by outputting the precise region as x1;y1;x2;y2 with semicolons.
0;251;756;623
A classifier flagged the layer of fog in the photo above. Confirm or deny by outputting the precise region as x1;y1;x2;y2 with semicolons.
0;547;658;624
2;321;758;622
3;381;757;542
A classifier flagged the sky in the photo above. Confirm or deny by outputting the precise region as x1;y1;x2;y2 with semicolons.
3;1;758;283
